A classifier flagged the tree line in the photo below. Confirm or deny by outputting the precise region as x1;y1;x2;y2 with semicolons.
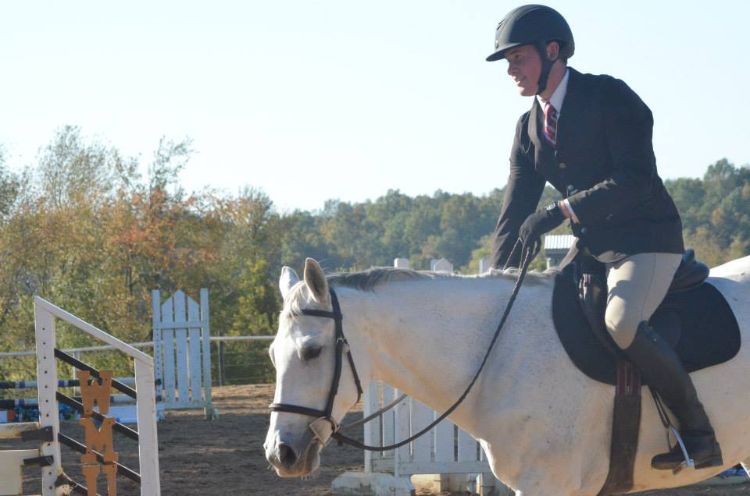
0;127;747;380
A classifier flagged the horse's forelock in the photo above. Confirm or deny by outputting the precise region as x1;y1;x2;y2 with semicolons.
282;280;336;319
283;282;311;317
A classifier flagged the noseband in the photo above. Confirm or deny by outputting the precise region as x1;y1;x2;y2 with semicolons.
269;288;363;442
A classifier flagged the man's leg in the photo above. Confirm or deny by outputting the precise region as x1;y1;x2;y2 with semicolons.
604;253;680;349
605;253;723;470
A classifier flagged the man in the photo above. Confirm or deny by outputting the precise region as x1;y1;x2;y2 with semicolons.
486;4;722;471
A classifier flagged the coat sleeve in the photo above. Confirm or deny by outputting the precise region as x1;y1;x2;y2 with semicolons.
492;113;545;268
565;78;658;223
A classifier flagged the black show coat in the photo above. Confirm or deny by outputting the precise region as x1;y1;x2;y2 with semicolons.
492;68;684;268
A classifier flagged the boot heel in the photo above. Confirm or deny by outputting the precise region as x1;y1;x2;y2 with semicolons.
694;455;723;470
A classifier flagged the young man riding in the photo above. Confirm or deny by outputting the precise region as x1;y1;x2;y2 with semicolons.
487;4;722;471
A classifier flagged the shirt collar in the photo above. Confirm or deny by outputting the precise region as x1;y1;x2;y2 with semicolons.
536;68;570;113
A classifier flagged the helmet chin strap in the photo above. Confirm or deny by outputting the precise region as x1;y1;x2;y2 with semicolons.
535;41;556;96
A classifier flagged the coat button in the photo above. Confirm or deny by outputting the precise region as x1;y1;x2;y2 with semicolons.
580;227;588;235
559;162;567;169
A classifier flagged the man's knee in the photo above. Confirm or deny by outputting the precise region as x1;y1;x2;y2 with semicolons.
605;309;641;349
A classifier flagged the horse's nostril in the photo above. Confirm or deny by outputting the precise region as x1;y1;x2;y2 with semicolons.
278;443;297;467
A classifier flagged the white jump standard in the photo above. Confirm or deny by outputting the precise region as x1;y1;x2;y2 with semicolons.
30;296;160;496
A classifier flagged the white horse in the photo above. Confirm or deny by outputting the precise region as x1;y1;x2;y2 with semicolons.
264;256;750;495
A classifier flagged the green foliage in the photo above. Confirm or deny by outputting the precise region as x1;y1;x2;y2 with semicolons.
0;127;747;384
666;159;750;266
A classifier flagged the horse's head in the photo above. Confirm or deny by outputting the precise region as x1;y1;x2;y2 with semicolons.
264;258;362;477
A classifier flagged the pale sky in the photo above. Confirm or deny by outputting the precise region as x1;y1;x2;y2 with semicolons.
1;1;748;212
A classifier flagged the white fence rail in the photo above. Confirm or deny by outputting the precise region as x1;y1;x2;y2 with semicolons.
365;382;491;476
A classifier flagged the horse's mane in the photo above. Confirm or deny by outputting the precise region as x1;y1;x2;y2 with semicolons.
327;266;553;292
327;267;438;291
283;266;552;315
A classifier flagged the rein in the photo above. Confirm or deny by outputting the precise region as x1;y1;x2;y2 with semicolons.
271;243;536;452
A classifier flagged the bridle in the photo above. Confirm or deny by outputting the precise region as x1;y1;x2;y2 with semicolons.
269;288;363;444
268;244;537;452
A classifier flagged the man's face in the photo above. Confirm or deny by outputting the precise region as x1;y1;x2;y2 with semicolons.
504;45;542;96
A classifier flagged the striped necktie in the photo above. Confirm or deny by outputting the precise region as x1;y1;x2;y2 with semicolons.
543;101;558;147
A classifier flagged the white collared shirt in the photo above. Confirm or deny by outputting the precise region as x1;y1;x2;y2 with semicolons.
536;67;570;114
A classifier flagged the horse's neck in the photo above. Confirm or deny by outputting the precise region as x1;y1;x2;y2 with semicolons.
342;276;556;427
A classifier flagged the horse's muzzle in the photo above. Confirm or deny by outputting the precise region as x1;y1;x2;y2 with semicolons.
265;437;321;477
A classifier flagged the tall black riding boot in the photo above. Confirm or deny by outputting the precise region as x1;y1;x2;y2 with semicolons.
624;322;723;471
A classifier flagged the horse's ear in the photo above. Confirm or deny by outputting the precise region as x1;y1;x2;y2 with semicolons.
279;266;299;300
303;258;329;304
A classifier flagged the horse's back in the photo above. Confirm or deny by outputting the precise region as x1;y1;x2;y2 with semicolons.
708;256;750;334
710;255;750;282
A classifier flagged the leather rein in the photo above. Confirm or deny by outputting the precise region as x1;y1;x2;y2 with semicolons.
270;245;535;452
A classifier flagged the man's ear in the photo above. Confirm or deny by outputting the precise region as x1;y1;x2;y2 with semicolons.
303;258;329;304
546;41;560;61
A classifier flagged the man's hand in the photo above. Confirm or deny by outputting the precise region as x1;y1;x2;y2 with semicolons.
518;203;565;250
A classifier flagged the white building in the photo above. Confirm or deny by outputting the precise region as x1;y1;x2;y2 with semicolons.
543;234;576;269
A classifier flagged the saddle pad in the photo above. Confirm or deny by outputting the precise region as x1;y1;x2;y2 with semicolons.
552;266;741;386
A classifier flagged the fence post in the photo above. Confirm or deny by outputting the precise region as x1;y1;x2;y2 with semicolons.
151;290;165;404
135;358;161;495
218;340;225;387
33;304;63;494
199;288;214;418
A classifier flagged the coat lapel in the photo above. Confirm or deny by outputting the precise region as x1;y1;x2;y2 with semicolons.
528;97;543;153
556;68;584;153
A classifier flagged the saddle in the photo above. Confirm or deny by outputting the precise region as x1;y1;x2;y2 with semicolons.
551;249;741;495
553;249;741;385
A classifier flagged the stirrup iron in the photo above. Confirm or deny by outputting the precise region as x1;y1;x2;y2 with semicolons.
668;426;694;474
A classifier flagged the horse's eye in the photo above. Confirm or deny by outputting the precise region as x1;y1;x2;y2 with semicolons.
300;344;322;361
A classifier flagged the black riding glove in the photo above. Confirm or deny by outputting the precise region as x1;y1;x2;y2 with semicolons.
518;203;565;250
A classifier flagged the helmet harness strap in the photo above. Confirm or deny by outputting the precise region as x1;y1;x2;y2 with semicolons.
535;41;557;96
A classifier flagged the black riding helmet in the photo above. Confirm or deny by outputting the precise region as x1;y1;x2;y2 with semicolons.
486;5;574;95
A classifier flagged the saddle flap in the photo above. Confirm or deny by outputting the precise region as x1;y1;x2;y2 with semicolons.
552;261;741;386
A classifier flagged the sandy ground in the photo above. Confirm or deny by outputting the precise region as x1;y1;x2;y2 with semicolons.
3;384;748;495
